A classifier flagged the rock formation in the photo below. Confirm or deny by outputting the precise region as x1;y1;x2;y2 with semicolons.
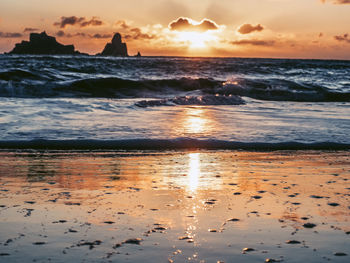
135;51;142;57
98;33;128;56
8;31;81;55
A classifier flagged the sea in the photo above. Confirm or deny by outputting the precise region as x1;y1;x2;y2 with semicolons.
0;55;349;150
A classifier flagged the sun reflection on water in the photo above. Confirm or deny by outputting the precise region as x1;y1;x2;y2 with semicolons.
188;152;200;193
183;107;207;134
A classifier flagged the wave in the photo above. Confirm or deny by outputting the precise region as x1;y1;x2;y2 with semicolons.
0;139;349;151
0;74;349;102
135;95;245;107
0;69;44;81
0;77;221;98
220;78;350;102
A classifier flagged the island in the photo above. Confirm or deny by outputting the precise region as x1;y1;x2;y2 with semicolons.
6;32;139;57
97;33;128;57
8;31;82;55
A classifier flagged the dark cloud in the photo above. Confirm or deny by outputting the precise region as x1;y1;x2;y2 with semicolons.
0;32;23;38
56;31;86;38
238;24;264;34
56;30;110;39
53;16;104;28
115;20;129;30
56;30;65;37
80;17;103;27
169;17;219;32
334;33;350;43
321;0;350;4
90;33;112;39
115;20;156;40
24;28;39;33
230;39;275;46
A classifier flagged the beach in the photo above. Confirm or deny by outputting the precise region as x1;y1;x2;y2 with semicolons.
0;150;349;262
1;1;350;261
0;55;349;262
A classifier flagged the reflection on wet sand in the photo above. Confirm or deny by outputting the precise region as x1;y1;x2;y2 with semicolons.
0;151;349;262
188;153;200;193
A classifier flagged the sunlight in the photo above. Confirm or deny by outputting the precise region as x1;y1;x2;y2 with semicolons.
188;152;200;193
184;107;207;134
175;31;217;49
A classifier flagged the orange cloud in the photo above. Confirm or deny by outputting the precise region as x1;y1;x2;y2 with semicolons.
56;30;111;39
238;24;264;34
321;0;350;4
24;28;39;33
115;20;156;40
334;34;350;43
169;17;219;32
0;32;23;38
230;39;275;46
53;16;104;28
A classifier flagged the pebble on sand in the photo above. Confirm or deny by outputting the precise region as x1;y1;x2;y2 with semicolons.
327;202;340;207
33;242;46;245
123;238;143;245
103;221;115;224
303;223;317;228
265;259;281;263
242;247;255;253
227;218;240;222
285;240;301;244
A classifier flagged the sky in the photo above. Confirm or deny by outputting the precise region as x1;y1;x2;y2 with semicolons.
0;0;350;59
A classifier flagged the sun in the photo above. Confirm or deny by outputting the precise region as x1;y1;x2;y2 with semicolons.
175;31;217;49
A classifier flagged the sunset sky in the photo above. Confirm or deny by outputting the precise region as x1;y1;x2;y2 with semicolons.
1;0;350;59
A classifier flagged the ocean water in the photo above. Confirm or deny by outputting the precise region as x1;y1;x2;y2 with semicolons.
0;55;349;150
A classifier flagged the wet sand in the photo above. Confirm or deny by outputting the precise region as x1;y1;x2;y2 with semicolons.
0;150;349;263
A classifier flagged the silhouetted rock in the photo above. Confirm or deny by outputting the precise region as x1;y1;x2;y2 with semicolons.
8;31;81;55
135;51;141;57
98;33;128;56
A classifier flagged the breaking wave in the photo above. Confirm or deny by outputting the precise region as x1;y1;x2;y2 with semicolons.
0;68;349;102
135;95;245;107
220;78;350;102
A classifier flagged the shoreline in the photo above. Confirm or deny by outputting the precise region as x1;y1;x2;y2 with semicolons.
0;139;350;151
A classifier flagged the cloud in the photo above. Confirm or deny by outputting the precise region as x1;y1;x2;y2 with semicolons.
238;24;264;34
24;28;39;33
53;16;104;28
56;30;111;39
90;33;112;39
115;20;156;40
334;33;350;43
320;0;350;4
56;30;85;37
0;32;23;38
230;39;275;46
169;17;219;32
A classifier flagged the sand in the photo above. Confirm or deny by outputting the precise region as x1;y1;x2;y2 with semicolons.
0;150;349;263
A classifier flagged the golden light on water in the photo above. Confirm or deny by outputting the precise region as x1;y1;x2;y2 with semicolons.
183;107;207;134
188;152;200;193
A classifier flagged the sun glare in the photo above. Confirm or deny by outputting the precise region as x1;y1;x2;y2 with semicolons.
188;152;200;193
176;31;217;49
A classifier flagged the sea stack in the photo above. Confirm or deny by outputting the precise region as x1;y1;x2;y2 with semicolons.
8;31;80;55
99;33;128;57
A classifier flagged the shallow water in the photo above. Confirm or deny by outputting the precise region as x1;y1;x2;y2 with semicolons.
0;150;349;262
